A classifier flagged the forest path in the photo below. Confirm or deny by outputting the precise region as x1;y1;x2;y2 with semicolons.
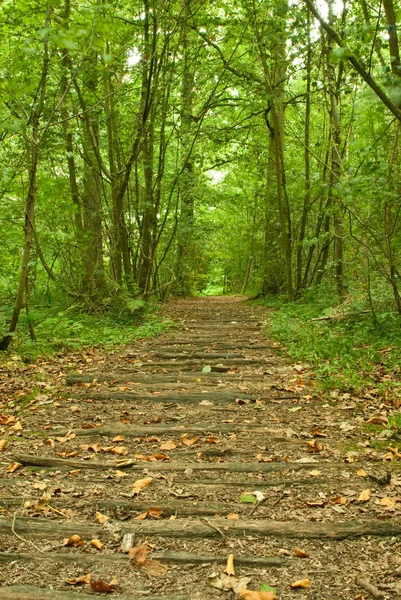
0;296;400;599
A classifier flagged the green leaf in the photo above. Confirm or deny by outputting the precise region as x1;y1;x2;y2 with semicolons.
239;494;257;503
202;365;212;373
261;584;277;593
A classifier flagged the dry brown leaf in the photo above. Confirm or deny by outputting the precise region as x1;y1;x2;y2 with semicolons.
152;452;170;461
95;512;109;524
290;578;312;589
309;469;321;477
90;580;115;593
63;534;85;547
109;446;128;456
305;500;325;507
90;539;105;550
357;469;368;477
160;440;177;451
239;590;277;600
141;559;167;577
6;462;21;473
129;545;150;565
366;415;388;425
225;553;235;575
11;421;23;432
135;508;163;520
115;470;129;478
112;435;125;442
310;428;327;437
330;495;347;505
358;489;371;502
256;454;273;463
227;513;240;520
306;439;323;453
294;548;310;558
205;435;220;444
0;439;7;451
66;574;91;585
132;476;153;495
380;497;395;508
135;453;156;462
181;433;198;446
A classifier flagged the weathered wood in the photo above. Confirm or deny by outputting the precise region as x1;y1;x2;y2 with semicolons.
52;423;300;439
73;390;252;403
66;371;272;386
0;550;286;568
153;352;247;359
13;455;318;472
143;358;274;369
0;586;186;600
1;516;400;540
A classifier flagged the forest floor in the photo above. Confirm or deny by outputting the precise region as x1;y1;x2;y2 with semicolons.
0;296;401;600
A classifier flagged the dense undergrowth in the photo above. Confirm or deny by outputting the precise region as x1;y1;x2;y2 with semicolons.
0;294;170;362
263;289;401;400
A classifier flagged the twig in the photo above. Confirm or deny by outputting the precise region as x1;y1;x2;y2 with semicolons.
11;512;45;554
356;578;385;599
200;517;226;538
248;495;270;517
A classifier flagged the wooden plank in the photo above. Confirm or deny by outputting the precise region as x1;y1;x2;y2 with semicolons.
1;516;400;540
0;586;187;600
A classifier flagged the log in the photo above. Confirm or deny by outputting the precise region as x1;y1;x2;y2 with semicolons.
143;359;275;369
153;352;247;359
1;516;400;540
73;390;252;403
13;455;318;473
0;586;187;600
66;372;271;386
0;550;286;568
51;423;301;439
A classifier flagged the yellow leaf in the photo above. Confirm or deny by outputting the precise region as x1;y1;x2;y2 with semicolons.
294;547;310;558
90;539;104;550
380;497;395;508
224;554;235;576
132;476;153;495
6;462;21;473
66;574;91;585
290;578;312;589
160;440;177;451
330;495;347;505
227;513;240;520
63;534;85;547
113;435;125;442
115;470;129;478
358;489;371;502
0;439;7;452
135;508;163;520
357;469;368;477
129;545;150;565
181;433;198;446
95;512;109;524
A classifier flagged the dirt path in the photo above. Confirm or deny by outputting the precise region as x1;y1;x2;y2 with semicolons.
0;296;400;599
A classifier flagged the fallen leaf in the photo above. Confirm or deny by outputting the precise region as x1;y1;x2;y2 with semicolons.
330;495;347;505
205;435;220;444
310;428;327;437
307;439;323;453
309;470;321;477
366;415;388;425
358;489;371;502
141;559;167;577
96;512;109;524
11;421;23;432
294;548;310;558
239;590;277;600
115;470;129;478
227;513;240;520
90;580;115;593
357;469;368;477
63;534;85;547
129;545;150;565
225;553;235;575
208;572;251;594
290;578;311;589
160;440;177;451
112;435;125;442
181;433;198;446
91;539;104;550
6;462;21;473
0;439;7;451
380;497;395;508
239;494;257;504
152;452;170;461
132;476;153;495
135;508;163;520
66;574;92;585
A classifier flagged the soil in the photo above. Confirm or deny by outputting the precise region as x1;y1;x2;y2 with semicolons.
0;296;400;599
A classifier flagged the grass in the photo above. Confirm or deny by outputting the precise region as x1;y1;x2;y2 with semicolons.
0;295;171;362
262;288;401;398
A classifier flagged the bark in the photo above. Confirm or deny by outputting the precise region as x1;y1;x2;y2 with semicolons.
382;0;400;77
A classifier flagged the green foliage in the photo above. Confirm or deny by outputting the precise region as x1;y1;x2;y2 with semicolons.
265;288;401;395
